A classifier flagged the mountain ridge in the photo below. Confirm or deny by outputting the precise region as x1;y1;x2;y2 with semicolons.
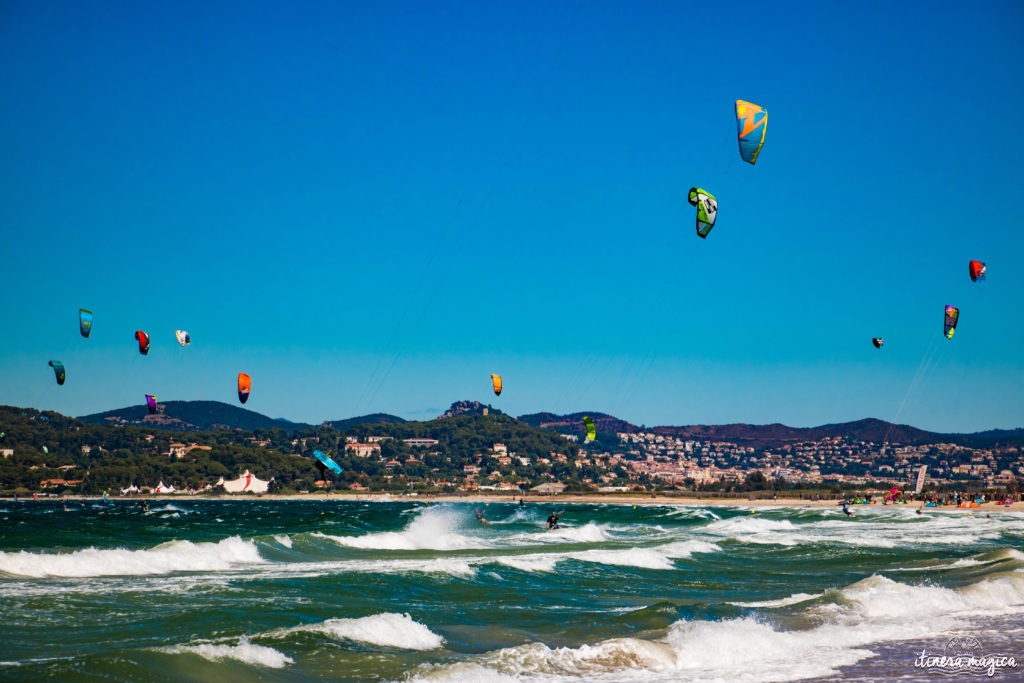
75;399;1024;446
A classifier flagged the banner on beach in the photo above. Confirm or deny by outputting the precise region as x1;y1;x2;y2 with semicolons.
914;465;928;493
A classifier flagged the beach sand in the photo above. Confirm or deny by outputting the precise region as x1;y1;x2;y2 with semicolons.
46;492;1017;511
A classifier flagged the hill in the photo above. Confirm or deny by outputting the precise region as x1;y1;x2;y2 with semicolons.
518;411;638;435
78;400;314;432
325;413;407;430
442;401;503;418
520;411;1024;448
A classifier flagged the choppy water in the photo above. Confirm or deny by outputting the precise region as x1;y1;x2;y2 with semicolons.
1;500;1022;681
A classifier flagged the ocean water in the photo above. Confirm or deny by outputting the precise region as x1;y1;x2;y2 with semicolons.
0;500;1022;681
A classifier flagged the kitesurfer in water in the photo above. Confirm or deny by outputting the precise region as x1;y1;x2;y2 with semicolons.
842;502;852;517
547;511;560;530
474;508;487;525
519;497;525;507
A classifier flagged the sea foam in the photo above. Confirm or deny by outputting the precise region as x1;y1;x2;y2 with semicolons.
273;612;444;650
317;507;484;550
162;639;292;669
0;536;262;578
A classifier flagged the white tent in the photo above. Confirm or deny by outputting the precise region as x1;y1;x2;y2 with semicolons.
221;470;270;494
154;481;176;494
120;484;139;496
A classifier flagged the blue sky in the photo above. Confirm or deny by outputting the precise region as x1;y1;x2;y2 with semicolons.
2;1;1022;431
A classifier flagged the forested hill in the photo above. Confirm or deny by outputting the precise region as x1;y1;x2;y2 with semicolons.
79;400;314;432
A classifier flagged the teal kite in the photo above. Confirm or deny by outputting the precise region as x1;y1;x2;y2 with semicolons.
79;309;93;338
49;361;66;385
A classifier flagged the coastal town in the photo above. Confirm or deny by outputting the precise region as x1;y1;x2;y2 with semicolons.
2;403;1021;497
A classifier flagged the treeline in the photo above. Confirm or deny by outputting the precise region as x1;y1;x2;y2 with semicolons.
0;406;588;495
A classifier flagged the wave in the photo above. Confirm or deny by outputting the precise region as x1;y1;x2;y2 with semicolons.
270;612;443;650
415;571;1024;681
273;535;293;548
161;639;292;669
505;522;611;546
0;537;262;578
316;507;485;551
489;541;721;574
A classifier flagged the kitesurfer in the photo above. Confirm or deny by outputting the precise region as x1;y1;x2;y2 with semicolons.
547;511;560;530
474;508;487;525
519;498;525;507
842;502;852;517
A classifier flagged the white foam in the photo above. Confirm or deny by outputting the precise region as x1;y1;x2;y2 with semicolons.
273;612;443;650
571;548;676;570
507;522;610;546
729;592;822;608
162;639;292;669
418;571;1024;682
273;535;293;548
318;507;484;550
0;536;263;578
494;555;560;573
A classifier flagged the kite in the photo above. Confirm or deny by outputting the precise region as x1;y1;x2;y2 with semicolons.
313;450;343;476
944;306;959;339
491;373;502;396
79;309;93;338
175;330;191;346
238;372;251;404
583;416;596;443
687;187;718;238
872;338;883;349
49;360;66;385
969;261;986;282
135;330;151;355
146;394;157;414
735;100;767;164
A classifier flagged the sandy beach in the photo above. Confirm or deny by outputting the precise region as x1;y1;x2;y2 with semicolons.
42;492;1018;511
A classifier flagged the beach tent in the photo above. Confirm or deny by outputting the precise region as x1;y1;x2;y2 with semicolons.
221;470;270;494
154;481;176;494
120;484;139;496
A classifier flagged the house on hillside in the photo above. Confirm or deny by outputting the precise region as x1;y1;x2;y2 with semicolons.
530;482;565;494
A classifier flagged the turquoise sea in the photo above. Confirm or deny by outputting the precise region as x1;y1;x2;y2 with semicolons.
1;499;1022;681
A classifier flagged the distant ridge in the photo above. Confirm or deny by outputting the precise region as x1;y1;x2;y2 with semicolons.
518;411;637;435
326;413;407;430
73;399;1024;446
518;411;1024;448
78;400;314;432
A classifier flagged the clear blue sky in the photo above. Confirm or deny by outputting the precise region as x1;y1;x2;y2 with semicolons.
2;1;1022;432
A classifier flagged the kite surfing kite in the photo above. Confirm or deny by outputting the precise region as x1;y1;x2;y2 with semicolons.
944;306;959;339
313;450;343;476
969;260;986;282
687;188;718;238
145;394;157;414
735;100;767;164
135;331;151;355
79;309;93;338
0;432;5;442
175;330;191;346
238;372;251;404
491;374;502;396
49;360;65;385
583;416;596;443
872;338;883;349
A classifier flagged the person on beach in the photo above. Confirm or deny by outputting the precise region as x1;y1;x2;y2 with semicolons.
547;511;560;529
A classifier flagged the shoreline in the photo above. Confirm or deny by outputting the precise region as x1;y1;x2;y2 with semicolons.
14;492;1018;511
